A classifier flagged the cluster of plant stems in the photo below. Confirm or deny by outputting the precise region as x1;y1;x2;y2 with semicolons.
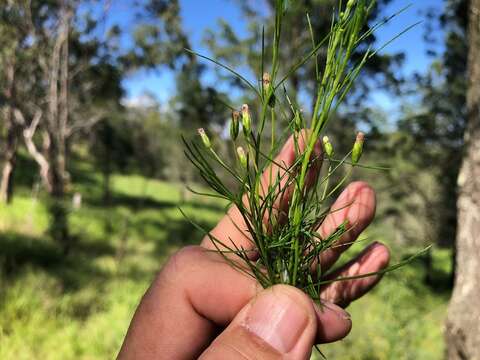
183;0;429;303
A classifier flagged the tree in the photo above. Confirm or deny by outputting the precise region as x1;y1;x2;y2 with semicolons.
0;0;190;249
8;0;115;247
1;1;103;206
204;0;402;109
201;0;405;170
0;3;35;203
445;0;480;358
385;0;468;285
0;45;18;204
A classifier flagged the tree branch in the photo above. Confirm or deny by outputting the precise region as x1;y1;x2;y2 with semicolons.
66;112;105;137
14;108;52;192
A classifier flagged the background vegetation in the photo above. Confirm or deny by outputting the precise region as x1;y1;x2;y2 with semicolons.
0;0;470;358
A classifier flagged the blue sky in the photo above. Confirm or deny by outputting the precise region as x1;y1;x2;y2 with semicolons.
122;0;445;107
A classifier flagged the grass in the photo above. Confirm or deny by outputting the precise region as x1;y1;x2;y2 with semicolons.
0;168;224;359
0;164;449;359
319;246;450;359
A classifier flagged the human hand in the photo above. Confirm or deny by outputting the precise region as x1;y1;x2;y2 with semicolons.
118;136;390;359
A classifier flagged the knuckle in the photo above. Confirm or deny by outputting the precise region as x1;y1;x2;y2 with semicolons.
349;180;373;192
156;245;204;285
170;245;204;266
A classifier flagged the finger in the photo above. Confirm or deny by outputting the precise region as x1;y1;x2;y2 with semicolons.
199;285;351;360
118;246;260;359
259;131;322;225
202;131;322;257
317;181;376;272
320;242;390;308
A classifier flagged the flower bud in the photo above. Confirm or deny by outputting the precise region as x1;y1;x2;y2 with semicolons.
342;0;355;19
241;104;251;135
262;73;276;107
351;132;364;164
262;72;271;94
236;146;248;168
230;111;240;140
322;136;334;157
197;128;211;149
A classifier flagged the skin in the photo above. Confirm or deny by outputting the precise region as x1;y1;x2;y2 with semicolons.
118;135;391;360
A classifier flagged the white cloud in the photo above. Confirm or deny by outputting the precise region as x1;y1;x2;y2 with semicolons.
121;92;158;109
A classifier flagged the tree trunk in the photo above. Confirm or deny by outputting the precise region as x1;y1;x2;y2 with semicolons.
45;3;72;251
0;61;18;204
445;1;480;359
0;119;19;204
102;139;112;206
48;135;67;199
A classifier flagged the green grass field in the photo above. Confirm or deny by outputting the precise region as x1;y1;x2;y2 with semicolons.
0;167;450;359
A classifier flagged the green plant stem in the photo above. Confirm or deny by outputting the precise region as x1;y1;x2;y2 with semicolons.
322;163;332;202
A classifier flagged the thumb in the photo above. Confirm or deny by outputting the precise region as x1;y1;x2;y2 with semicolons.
199;285;350;360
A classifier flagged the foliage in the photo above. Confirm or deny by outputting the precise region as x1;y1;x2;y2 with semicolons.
204;0;404;113
390;0;468;257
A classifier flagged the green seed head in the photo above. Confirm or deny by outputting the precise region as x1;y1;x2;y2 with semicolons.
230;111;240;140
197;128;211;149
241;104;252;135
351;132;364;164
236;146;248;168
322;136;334;157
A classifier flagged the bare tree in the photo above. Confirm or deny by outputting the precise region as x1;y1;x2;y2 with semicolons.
445;1;480;358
